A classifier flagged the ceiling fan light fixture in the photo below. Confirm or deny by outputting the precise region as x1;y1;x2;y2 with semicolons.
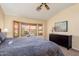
36;3;50;11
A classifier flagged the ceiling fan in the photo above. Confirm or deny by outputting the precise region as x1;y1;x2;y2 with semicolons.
36;3;50;11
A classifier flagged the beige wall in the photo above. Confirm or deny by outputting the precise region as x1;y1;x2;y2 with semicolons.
0;6;5;30
47;4;79;50
1;3;79;50
4;15;47;38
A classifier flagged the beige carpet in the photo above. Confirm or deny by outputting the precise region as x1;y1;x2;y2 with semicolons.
59;46;79;56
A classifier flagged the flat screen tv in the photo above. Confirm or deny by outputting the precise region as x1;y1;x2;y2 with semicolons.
54;21;68;32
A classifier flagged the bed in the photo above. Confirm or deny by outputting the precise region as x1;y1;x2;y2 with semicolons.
0;32;64;56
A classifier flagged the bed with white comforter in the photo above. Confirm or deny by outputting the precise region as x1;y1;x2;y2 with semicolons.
0;33;64;56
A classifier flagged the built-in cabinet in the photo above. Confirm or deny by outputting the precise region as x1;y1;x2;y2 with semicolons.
13;21;43;37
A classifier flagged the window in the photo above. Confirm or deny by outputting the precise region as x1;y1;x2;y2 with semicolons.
13;21;20;37
13;21;44;37
38;24;43;36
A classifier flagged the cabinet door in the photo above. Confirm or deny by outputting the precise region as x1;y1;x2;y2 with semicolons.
13;21;20;37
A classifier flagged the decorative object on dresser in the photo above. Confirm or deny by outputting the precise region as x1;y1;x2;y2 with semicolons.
49;34;72;49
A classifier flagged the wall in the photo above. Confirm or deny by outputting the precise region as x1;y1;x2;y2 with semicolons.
0;6;5;30
1;3;79;50
4;15;47;38
47;4;79;50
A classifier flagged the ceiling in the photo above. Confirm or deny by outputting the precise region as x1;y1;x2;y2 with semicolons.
0;3;75;20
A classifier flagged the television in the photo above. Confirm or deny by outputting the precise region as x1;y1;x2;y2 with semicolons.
54;21;68;32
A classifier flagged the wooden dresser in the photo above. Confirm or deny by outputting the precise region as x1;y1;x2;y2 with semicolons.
49;34;72;49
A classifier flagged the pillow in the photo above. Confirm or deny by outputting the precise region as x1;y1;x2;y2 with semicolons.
8;40;13;45
0;32;6;42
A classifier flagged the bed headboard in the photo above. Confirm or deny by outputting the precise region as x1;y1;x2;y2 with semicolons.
0;28;1;32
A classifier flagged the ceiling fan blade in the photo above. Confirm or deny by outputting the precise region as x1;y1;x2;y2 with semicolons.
36;6;41;10
36;3;43;11
45;4;50;10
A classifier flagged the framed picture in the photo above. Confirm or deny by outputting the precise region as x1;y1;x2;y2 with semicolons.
54;21;68;32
